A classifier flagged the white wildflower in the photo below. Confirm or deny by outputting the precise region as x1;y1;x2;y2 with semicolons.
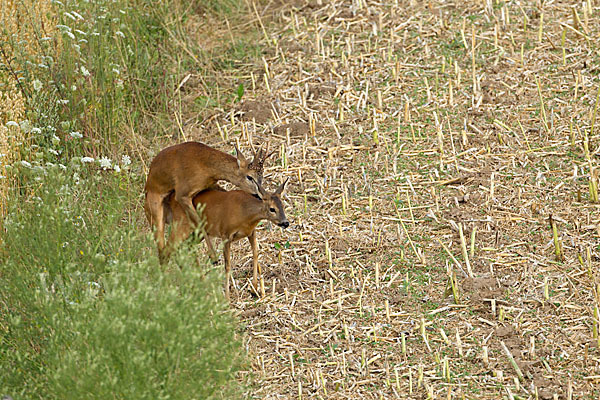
31;127;42;134
112;67;120;75
121;154;131;166
115;31;125;38
71;85;77;91
80;65;90;77
75;29;87;36
70;131;83;139
19;120;32;134
99;156;112;170
33;79;43;91
64;12;76;21
20;160;32;168
48;149;59;155
72;11;83;20
114;164;121;173
81;156;94;163
65;31;75;40
5;121;19;129
57;99;69;105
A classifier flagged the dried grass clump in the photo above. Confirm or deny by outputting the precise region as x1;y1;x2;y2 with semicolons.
0;0;56;236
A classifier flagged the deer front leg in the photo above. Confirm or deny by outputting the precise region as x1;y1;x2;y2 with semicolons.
223;241;232;300
248;231;259;291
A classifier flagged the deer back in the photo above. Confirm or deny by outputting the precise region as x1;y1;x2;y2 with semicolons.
144;141;267;198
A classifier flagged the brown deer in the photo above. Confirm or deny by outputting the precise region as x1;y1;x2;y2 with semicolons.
144;141;269;262
163;180;289;298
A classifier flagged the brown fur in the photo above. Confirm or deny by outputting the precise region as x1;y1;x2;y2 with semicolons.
164;182;289;298
143;141;268;263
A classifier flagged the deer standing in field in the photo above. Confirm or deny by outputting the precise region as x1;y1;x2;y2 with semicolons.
163;179;289;299
144;141;269;262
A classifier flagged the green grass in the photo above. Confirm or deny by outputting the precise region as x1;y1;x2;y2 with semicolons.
1;0;253;398
4;0;256;161
1;165;245;399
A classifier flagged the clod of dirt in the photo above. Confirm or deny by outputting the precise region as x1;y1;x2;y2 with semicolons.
273;121;311;137
495;325;514;338
308;84;337;100
534;376;557;400
237;100;276;124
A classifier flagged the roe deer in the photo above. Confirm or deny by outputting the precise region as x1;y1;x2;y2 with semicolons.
164;179;289;298
144;141;270;262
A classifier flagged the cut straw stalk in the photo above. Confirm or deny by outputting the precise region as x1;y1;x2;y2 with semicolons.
500;341;525;382
458;223;472;276
535;76;550;133
548;215;563;261
437;238;471;278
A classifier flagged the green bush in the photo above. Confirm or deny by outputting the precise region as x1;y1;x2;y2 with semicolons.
0;167;244;399
48;260;242;400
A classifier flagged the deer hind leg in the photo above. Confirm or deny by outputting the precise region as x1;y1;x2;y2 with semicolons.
175;190;201;228
145;191;167;263
248;231;259;291
165;216;192;260
223;241;232;300
205;235;219;264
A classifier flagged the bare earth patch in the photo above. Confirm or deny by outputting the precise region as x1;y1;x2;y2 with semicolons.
176;0;600;398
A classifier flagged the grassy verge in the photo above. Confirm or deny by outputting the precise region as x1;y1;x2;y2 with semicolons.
1;0;255;397
1;166;244;398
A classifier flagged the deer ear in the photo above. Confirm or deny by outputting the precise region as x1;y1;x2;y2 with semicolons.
274;178;289;195
235;145;248;168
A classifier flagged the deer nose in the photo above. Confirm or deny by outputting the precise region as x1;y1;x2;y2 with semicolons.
279;221;289;229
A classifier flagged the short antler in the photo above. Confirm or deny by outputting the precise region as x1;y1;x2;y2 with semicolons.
250;142;274;172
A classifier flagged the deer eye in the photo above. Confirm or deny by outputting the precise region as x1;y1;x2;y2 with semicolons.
246;175;254;182
269;207;276;213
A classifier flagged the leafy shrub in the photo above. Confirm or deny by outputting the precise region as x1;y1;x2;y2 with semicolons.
0;167;244;399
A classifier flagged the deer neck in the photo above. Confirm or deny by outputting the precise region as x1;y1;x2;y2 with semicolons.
212;154;239;182
241;195;266;226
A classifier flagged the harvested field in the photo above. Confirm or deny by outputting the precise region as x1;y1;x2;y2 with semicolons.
177;1;600;398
